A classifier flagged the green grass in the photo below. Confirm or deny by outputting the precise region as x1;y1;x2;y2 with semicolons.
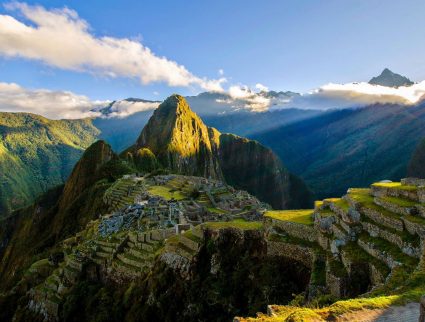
332;198;350;211
358;233;419;268
316;208;335;217
202;220;262;230
380;195;417;208
347;189;402;221
265;209;314;226
183;230;202;243
361;212;420;246
206;207;226;214
147;185;186;200
342;242;390;277
404;214;425;225
372;182;417;191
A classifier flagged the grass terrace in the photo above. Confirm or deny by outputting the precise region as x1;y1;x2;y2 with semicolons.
147;185;186;200
206;207;226;214
379;195;417;208
358;232;419;268
372;182;417;191
265;209;314;226
327;198;350;211
202;219;262;230
347;189;402;221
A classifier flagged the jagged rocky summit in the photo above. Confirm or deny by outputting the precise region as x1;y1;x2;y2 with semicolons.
369;68;414;87
125;94;312;209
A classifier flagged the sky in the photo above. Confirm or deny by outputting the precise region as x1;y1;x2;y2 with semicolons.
1;0;425;118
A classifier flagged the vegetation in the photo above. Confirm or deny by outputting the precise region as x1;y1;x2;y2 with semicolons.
265;209;314;225
372;182;417;191
252;103;425;200
0;112;99;217
147;185;186;200
202;219;263;230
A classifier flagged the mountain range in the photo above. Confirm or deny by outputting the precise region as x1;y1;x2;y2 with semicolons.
1;69;424;216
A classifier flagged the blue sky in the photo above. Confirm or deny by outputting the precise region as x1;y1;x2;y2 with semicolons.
0;0;425;105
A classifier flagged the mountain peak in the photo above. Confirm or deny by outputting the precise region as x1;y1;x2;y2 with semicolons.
135;94;222;178
156;94;191;117
369;68;414;87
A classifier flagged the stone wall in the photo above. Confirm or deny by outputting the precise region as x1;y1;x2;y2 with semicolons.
362;207;404;232
357;238;401;269
326;271;346;298
402;178;425;187
369;262;385;286
374;197;417;216
265;218;317;242
371;185;419;202
361;221;420;258
150;228;175;241
266;240;314;268
402;217;425;238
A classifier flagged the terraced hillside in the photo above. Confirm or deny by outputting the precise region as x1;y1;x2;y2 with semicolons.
5;167;425;321
0;172;274;321
239;178;425;321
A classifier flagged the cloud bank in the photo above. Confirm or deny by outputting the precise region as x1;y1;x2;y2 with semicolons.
0;82;106;119
0;2;225;91
215;81;425;113
94;100;159;118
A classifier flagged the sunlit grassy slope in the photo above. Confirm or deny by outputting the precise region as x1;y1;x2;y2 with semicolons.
0;112;99;217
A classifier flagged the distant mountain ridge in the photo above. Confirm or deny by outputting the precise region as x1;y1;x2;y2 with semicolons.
252;102;425;199
369;68;414;87
0;113;99;217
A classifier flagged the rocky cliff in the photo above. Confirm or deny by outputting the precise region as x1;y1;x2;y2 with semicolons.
132;94;312;209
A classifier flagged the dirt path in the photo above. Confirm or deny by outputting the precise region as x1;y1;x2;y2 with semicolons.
336;302;419;322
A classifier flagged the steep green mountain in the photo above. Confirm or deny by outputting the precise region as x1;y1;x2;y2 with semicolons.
0;113;100;217
0;140;131;290
368;68;414;87
408;138;425;178
252;102;425;199
127;94;312;209
134;95;223;179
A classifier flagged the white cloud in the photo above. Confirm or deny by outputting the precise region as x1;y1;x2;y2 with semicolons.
283;81;425;110
213;80;425;113
216;85;271;112
0;2;226;91
218;69;224;76
0;82;106;119
101;100;159;118
255;83;268;92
